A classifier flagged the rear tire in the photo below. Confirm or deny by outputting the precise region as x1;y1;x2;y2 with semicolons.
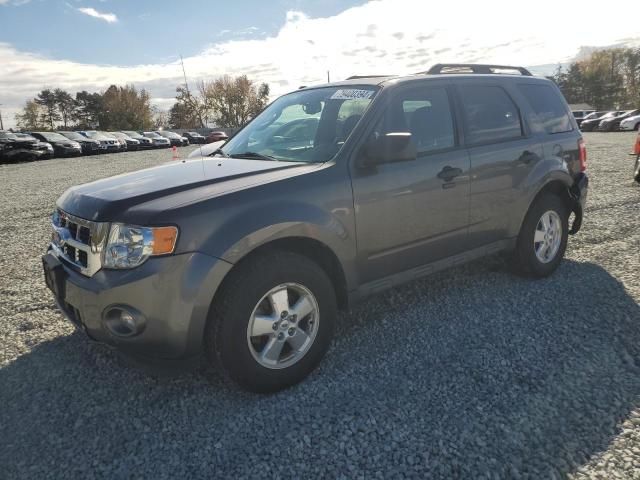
205;251;337;393
512;194;569;278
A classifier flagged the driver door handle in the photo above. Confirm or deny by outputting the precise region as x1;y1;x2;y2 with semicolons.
437;166;463;182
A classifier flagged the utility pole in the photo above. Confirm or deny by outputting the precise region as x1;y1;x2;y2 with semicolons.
327;71;330;83
0;104;4;130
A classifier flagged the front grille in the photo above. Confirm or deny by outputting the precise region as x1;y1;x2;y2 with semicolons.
51;210;109;276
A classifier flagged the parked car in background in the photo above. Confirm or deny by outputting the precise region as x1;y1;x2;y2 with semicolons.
43;64;588;392
572;110;595;127
29;132;82;157
120;131;154;149
598;109;640;131
619;113;640;131
580;111;622;131
78;131;120;153
206;130;229;143
58;131;101;155
633;131;640;183
0;131;51;162
98;132;127;152
182;131;206;144
109;132;140;151
157;131;189;147
142;131;171;148
13;133;54;158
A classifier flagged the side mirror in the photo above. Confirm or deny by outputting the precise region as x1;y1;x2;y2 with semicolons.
357;132;417;168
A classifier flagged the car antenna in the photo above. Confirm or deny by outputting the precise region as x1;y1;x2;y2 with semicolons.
180;54;206;173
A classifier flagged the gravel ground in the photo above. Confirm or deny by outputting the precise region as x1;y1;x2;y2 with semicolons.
0;135;639;479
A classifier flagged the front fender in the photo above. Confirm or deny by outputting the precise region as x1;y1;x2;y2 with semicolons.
201;200;357;288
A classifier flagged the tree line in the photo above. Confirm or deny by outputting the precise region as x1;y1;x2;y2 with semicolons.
168;75;270;129
14;74;270;132
550;47;640;110
15;85;155;131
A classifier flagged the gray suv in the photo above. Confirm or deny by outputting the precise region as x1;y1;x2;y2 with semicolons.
43;64;588;392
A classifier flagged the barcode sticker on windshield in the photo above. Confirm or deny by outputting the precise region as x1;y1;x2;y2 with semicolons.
330;89;374;100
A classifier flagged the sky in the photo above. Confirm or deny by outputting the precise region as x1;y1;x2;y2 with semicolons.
1;0;639;128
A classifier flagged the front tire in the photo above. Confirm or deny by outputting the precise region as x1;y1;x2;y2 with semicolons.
513;194;569;277
205;251;337;393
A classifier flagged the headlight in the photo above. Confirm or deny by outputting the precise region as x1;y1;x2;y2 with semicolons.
103;223;178;269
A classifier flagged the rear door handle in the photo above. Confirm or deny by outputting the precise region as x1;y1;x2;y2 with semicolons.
519;150;537;164
437;166;463;182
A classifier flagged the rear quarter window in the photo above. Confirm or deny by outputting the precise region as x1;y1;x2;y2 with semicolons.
518;84;573;134
458;85;523;145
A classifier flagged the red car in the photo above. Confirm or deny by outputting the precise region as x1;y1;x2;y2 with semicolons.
205;131;229;144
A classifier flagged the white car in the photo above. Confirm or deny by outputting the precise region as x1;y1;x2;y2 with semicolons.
620;114;640;131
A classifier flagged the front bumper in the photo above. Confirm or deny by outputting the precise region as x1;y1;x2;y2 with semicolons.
569;172;589;234
55;146;83;157
43;250;232;360
620;122;636;131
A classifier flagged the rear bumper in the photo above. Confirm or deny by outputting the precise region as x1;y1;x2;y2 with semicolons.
569;172;589;234
44;250;233;360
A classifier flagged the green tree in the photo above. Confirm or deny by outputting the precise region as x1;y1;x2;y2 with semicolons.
34;89;60;129
73;91;103;129
54;89;76;128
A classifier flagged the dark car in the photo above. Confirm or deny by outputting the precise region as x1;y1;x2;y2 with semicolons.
0;131;50;162
30;132;82;157
58;131;101;155
598;109;640;131
109;132;140;151
206;130;229;143
13;133;55;158
572;110;595;128
632;131;640;183
157;131;189;147
43;63;588;393
580;111;622;131
78;131;120;153
121;131;154;149
182;131;206;144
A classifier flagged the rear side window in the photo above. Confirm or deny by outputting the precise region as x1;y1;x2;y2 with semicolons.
518;84;573;134
458;86;523;145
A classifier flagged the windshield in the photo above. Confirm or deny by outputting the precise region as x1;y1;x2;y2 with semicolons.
37;132;68;142
160;131;179;138
84;131;109;140
59;132;84;141
144;132;161;138
0;132;17;139
109;132;126;139
15;133;37;141
220;86;378;163
122;131;142;139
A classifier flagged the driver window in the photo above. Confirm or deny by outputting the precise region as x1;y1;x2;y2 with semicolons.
377;86;455;154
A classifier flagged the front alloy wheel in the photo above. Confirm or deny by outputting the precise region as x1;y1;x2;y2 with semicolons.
247;283;320;369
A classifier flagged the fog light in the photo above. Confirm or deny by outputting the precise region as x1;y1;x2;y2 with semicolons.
103;305;146;338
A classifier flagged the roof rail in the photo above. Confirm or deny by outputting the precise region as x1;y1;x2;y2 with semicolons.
345;75;393;80
421;64;533;76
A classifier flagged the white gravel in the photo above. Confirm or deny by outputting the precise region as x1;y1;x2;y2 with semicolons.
1;135;639;479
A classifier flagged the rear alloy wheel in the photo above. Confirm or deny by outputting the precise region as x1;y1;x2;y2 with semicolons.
205;251;336;393
513;194;569;277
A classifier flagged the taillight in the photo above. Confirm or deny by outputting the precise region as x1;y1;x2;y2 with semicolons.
578;138;587;172
634;132;640;156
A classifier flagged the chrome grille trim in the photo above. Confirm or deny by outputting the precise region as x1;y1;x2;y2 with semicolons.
51;210;109;277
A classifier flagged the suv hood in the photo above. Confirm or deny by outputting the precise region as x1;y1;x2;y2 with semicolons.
58;157;319;222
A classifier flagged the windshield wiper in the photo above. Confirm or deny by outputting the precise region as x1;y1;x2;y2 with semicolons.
210;147;229;158
229;151;278;161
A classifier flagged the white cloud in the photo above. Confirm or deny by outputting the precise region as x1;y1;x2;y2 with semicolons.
1;0;639;129
77;7;118;23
